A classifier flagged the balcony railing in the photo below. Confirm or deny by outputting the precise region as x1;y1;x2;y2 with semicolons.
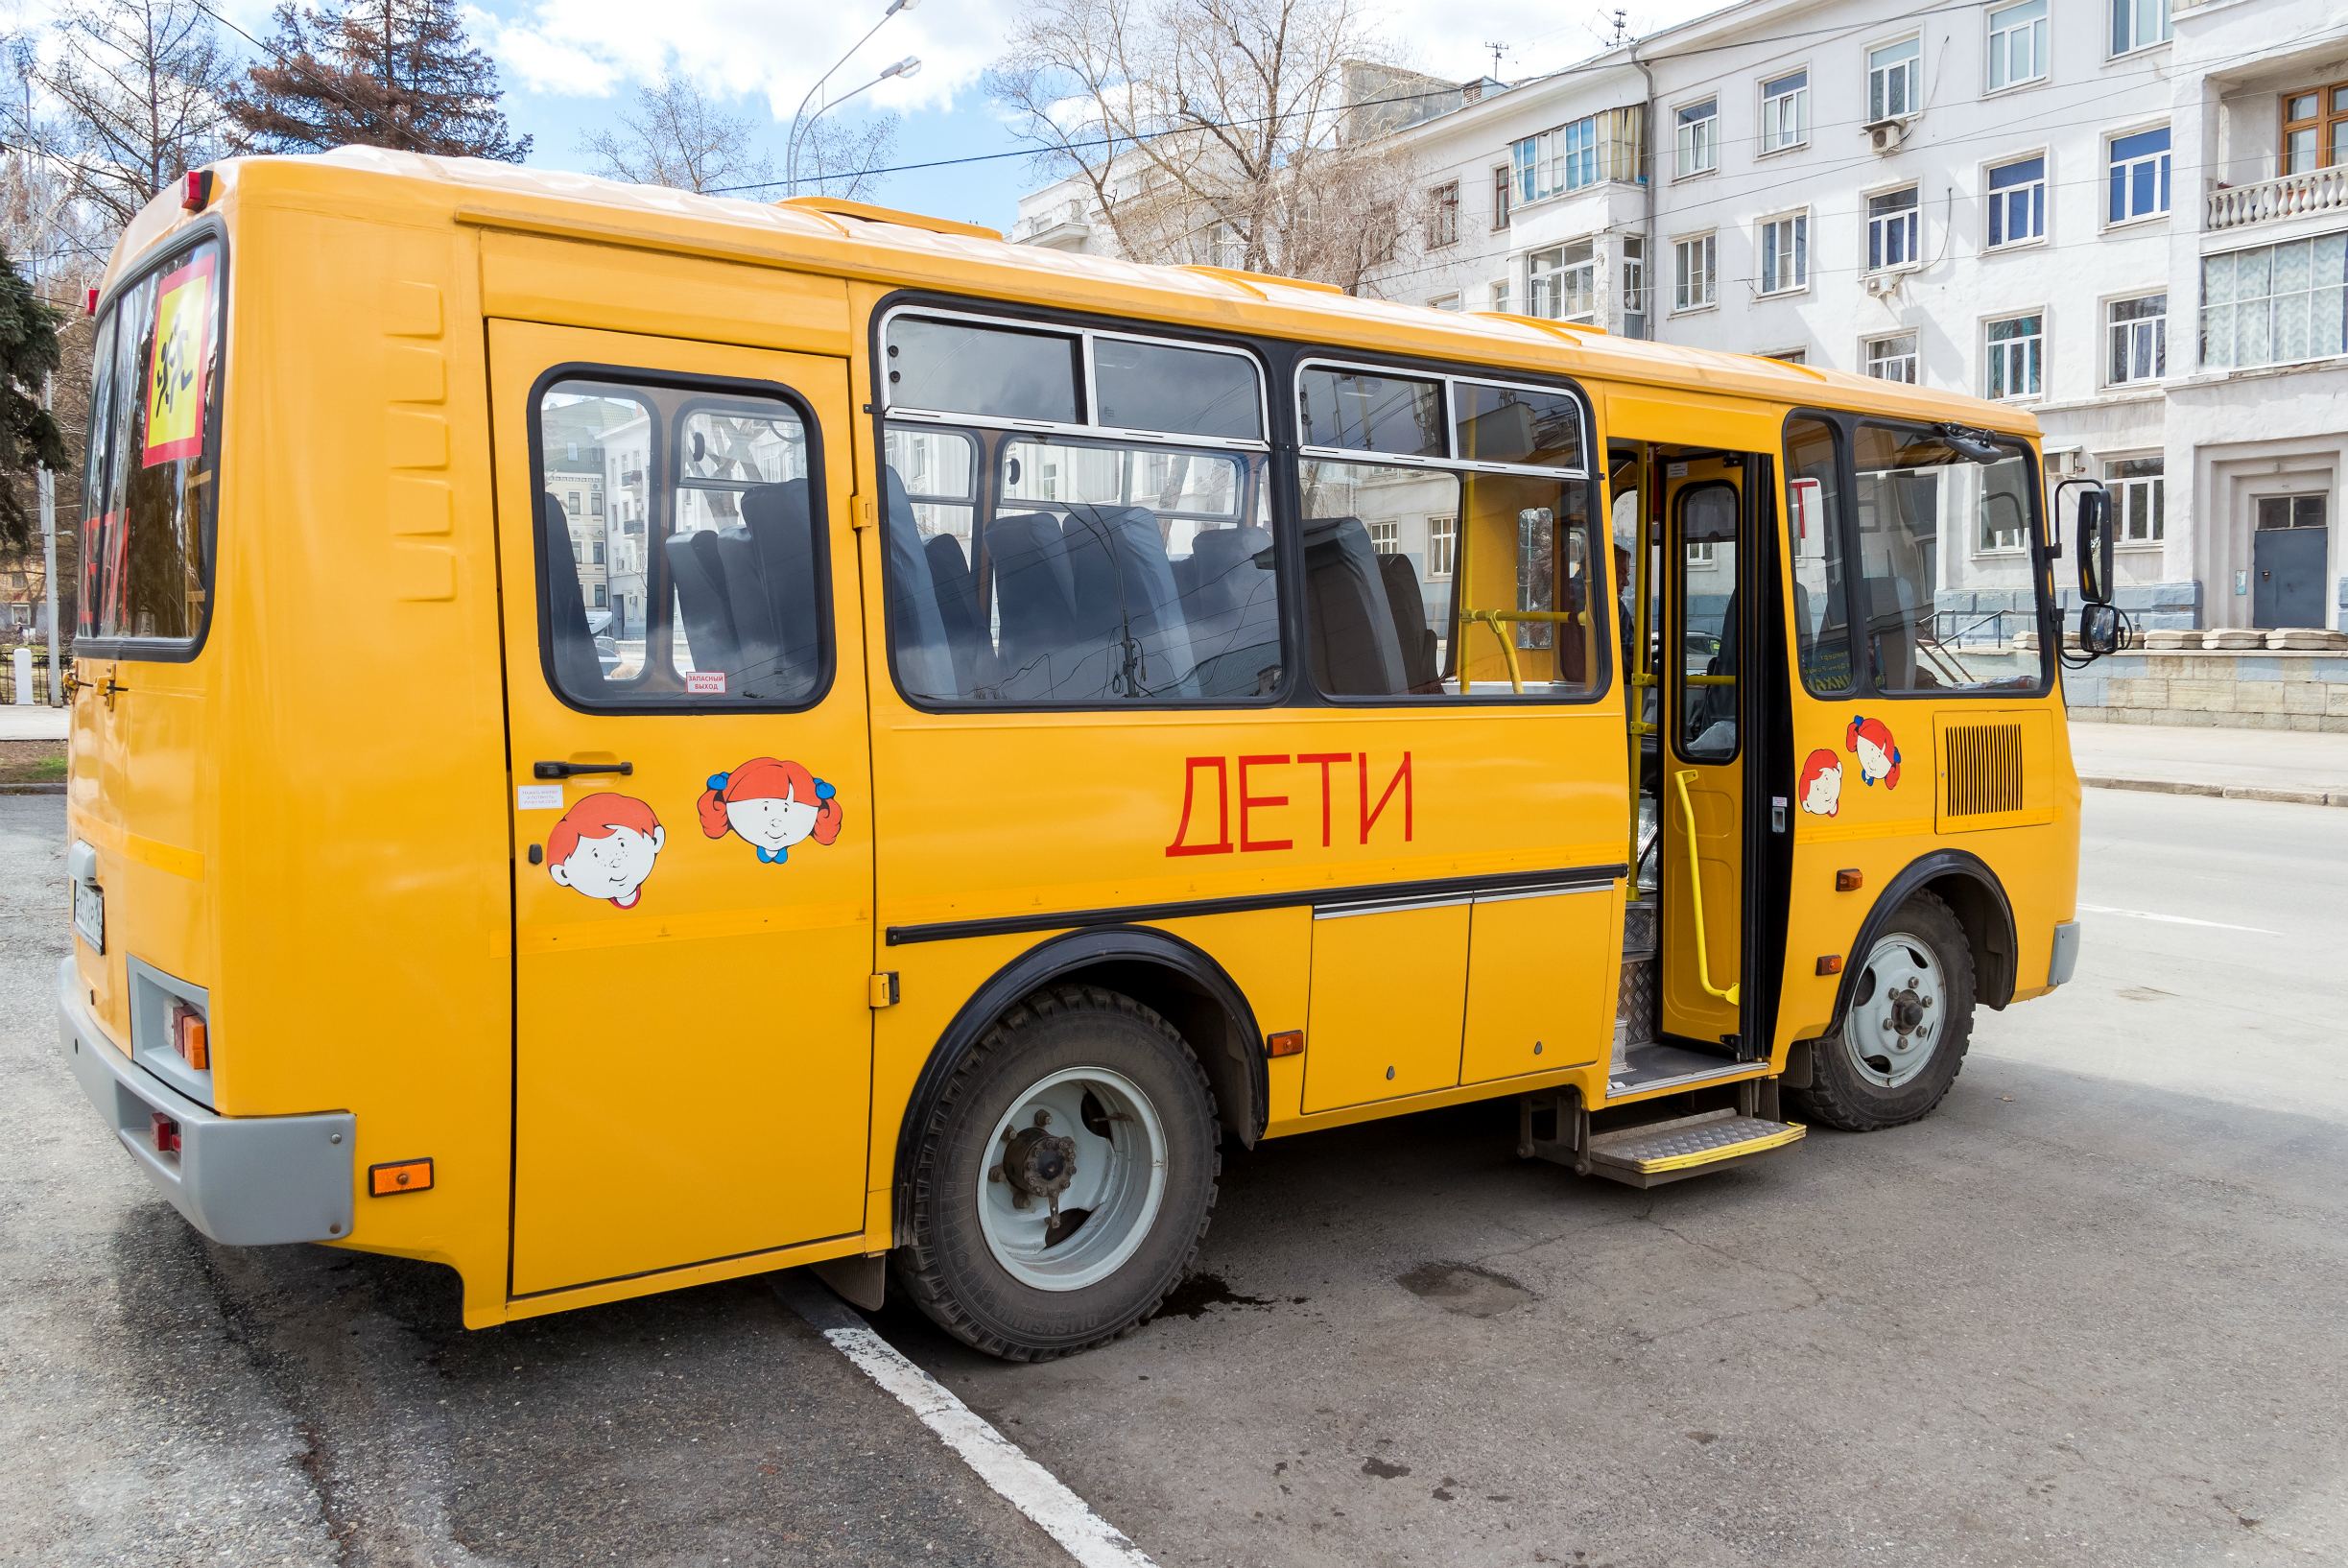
2206;165;2348;232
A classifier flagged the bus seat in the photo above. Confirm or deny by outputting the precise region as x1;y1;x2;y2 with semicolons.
1703;588;1738;729
924;532;991;694
1863;577;1917;691
539;492;605;694
882;465;957;698
667;527;742;677
740;480;822;696
707;527;782;692
1061;504;1198;700
1303;516;1408;697
1183;525;1281;698
1377;553;1441;693
987;511;1078;699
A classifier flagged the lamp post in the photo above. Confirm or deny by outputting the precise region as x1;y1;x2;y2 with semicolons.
785;0;922;198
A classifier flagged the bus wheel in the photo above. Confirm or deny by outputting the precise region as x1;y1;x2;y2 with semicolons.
1791;891;1976;1132
894;985;1220;1361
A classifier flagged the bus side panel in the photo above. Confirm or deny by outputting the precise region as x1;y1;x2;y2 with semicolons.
218;202;514;1312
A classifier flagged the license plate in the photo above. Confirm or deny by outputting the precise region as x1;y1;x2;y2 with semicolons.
73;880;105;953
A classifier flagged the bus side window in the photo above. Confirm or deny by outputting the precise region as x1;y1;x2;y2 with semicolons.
534;379;826;708
1784;417;1855;696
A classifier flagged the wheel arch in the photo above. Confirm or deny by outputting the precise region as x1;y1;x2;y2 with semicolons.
889;927;1267;1242
1834;849;2018;1017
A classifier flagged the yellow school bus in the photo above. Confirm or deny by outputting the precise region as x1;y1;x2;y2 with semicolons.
57;150;2119;1359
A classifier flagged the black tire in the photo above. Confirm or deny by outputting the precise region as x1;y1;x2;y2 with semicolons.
892;985;1220;1361
1790;891;1976;1132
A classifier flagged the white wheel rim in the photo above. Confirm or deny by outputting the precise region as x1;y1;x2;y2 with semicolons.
975;1066;1168;1293
1844;932;1948;1090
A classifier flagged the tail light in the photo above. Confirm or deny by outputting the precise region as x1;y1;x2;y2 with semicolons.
168;1001;209;1071
151;1112;181;1155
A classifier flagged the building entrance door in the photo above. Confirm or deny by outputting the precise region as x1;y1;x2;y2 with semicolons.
2252;494;2329;628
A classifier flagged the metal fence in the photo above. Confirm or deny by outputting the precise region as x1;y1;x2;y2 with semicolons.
1929;609;2029;649
0;655;63;706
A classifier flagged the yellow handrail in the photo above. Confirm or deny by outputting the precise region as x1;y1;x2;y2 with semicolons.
1459;607;1526;694
1671;768;1741;1007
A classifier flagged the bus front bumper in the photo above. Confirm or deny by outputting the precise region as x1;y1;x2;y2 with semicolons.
2048;921;2081;988
56;959;355;1246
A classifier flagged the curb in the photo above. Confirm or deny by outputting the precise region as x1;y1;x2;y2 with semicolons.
2081;775;2348;808
0;783;66;796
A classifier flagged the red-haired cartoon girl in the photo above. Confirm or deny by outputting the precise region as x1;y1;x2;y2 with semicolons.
1845;714;1902;790
698;757;842;865
547;794;665;909
1797;748;1844;817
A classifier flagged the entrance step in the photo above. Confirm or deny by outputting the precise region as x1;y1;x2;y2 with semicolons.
1584;1109;1805;1188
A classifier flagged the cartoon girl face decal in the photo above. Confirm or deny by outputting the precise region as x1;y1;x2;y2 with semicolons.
547;794;665;909
1797;748;1843;817
699;757;843;865
1845;714;1903;790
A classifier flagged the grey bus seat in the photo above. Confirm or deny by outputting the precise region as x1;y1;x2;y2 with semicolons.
1183;525;1281;698
924;532;992;694
1377;552;1441;693
1863;577;1917;691
740;480;822;698
666;527;741;677
988;511;1078;699
1303;516;1408;697
705;527;781;694
1060;504;1198;700
540;493;605;694
882;466;957;699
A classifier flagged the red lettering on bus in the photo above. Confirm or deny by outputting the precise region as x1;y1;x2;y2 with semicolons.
1164;756;1234;857
1236;754;1293;852
1296;751;1349;848
1358;751;1413;844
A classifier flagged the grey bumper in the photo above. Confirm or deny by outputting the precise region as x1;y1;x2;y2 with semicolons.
2048;920;2082;988
56;959;354;1246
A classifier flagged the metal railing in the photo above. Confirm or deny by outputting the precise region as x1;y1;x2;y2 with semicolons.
0;654;62;705
2206;166;2348;232
1930;608;2028;648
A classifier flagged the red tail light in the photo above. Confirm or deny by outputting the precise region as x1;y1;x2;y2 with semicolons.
151;1112;181;1155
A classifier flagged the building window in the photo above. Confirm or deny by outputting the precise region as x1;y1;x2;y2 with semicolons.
1868;36;1921;122
2107;293;2168;384
1426;180;1459;249
1759;212;1809;295
1986;154;2047;248
1491;278;1511;314
1491;163;1513;229
566;488;581;511
1987;0;2048;91
1984;313;2044;400
1767;349;1808;365
1429;294;1462;311
1675;99;1718;178
1530;240;1597;322
1673;234;1717;311
1367;517;1401;553
2200;234;2348;369
1426;514;1458;580
1867;186;1920;272
2107;456;2165;543
1865;332;1919;382
2107;127;2171;224
2281;83;2348;176
1761;69;1809;153
593;583;607;607
1622;235;1648;335
1511;108;1643;205
2110;0;2170;56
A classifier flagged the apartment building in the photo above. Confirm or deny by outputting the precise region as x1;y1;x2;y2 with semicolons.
1010;0;2348;634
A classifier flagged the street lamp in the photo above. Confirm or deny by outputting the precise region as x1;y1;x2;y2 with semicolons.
785;0;923;198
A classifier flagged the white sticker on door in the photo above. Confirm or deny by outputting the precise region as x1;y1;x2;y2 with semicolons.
516;783;565;811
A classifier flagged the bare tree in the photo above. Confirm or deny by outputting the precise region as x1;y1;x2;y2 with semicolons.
787;111;895;202
580;78;776;194
4;0;239;230
987;0;1423;293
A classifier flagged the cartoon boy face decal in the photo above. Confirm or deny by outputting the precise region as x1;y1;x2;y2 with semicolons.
1845;714;1903;789
699;757;843;865
1797;748;1843;817
547;794;665;909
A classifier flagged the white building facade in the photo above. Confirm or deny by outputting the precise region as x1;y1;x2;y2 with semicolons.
1012;0;2348;632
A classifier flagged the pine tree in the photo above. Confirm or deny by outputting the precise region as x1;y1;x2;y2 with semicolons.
228;0;532;161
0;249;67;554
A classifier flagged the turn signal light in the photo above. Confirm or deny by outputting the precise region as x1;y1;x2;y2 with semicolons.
168;1002;208;1070
1816;955;1844;976
1266;1029;1304;1058
1836;868;1863;891
368;1158;434;1198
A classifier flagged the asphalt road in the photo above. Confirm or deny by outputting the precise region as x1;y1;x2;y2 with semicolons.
5;787;2345;1567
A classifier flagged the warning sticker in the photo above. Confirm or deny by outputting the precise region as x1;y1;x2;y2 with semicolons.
685;670;727;695
142;251;216;467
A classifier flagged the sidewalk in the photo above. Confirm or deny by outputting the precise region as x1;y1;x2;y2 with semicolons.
0;705;66;742
2071;720;2348;807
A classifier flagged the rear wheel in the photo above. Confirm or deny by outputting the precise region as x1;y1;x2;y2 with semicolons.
1790;891;1975;1131
893;985;1219;1361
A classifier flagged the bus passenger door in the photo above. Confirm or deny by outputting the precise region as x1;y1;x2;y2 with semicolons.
488;321;874;1299
1662;457;1746;1046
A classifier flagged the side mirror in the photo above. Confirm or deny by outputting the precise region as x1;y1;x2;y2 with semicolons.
2075;488;2115;605
2076;602;2122;657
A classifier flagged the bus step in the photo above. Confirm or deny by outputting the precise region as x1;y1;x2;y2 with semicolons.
1583;1109;1806;1189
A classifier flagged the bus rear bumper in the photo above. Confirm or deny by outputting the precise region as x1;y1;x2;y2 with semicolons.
56;959;355;1246
2048;921;2081;988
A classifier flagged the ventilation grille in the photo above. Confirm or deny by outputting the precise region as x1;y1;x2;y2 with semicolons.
1943;722;2026;818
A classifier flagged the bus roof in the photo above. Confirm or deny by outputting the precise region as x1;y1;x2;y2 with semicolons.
116;147;2039;440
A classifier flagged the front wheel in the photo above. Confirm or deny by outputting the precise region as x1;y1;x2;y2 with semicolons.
1790;891;1976;1131
893;985;1220;1361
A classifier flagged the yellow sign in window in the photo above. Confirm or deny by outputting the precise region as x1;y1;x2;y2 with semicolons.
142;251;216;467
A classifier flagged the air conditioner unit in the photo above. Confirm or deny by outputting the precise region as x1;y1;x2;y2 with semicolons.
2047;447;2088;478
1863;272;1901;298
1864;117;1910;154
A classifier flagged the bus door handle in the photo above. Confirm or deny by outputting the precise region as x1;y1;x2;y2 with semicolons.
533;760;634;779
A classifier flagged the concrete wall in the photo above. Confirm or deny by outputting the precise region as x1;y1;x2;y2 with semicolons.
2062;649;2348;729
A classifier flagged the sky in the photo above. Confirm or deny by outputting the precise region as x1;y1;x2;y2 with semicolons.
452;0;1724;230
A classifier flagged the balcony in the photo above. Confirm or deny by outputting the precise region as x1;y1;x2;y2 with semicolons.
1011;199;1098;249
2206;165;2348;232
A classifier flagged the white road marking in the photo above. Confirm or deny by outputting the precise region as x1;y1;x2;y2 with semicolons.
776;1278;1157;1568
2076;903;2281;936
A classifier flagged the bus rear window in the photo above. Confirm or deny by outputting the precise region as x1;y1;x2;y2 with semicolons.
78;238;223;648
